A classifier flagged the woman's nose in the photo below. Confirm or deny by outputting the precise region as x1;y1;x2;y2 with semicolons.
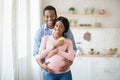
56;26;60;30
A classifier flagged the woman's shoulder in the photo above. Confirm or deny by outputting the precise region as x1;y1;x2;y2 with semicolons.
65;38;72;43
42;35;49;40
42;35;53;40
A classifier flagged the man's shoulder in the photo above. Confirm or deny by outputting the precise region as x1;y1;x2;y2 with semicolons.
39;24;47;30
64;29;73;37
36;24;48;33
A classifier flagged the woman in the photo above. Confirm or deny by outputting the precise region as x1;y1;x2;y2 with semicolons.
36;16;75;80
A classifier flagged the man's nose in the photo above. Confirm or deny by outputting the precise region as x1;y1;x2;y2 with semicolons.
48;17;52;20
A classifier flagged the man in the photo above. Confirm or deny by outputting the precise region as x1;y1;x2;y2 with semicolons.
33;5;76;73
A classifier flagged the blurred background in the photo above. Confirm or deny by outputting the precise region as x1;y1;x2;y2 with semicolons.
0;0;120;80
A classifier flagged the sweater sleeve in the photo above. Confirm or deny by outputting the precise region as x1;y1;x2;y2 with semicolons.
58;39;75;61
38;36;53;59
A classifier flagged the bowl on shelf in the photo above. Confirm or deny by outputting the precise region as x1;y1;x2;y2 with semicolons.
103;48;118;55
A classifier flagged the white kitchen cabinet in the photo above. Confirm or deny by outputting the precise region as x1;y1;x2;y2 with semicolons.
71;57;93;80
93;57;117;80
115;58;120;80
71;57;120;80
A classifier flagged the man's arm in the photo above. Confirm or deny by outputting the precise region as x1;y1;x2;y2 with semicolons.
60;60;73;72
65;29;77;51
33;29;42;59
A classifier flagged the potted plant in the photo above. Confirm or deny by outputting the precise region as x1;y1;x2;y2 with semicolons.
68;7;75;14
84;8;89;14
90;7;95;14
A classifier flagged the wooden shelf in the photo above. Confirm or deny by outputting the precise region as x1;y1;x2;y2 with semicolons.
76;54;116;57
70;26;101;28
58;13;110;29
58;13;110;17
75;53;120;58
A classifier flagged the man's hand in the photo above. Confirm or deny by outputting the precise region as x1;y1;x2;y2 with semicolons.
60;59;73;72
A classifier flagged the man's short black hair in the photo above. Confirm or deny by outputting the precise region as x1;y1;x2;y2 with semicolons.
43;5;57;16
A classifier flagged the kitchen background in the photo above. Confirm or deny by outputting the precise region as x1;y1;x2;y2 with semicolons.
41;1;120;80
0;0;120;80
41;0;120;55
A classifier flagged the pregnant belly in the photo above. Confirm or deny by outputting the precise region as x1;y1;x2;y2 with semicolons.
46;55;65;73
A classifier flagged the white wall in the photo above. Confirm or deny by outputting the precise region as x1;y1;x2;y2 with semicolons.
71;28;120;54
41;0;120;54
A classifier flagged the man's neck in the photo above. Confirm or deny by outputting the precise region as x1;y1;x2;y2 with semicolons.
48;25;54;29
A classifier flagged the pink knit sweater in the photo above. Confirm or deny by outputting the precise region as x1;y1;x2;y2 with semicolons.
39;35;75;74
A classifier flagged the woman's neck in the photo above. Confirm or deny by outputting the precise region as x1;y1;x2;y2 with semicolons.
53;34;62;39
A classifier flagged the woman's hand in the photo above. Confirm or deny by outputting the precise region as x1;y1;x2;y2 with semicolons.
53;39;64;48
42;62;55;74
36;57;55;73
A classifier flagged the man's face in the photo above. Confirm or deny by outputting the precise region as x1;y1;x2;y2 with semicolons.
44;10;57;29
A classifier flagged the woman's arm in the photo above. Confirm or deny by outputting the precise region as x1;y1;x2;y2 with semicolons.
37;36;55;73
38;36;55;58
36;36;49;68
58;39;75;72
58;39;75;61
46;49;58;59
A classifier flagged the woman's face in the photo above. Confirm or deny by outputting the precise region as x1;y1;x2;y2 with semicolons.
54;21;65;37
